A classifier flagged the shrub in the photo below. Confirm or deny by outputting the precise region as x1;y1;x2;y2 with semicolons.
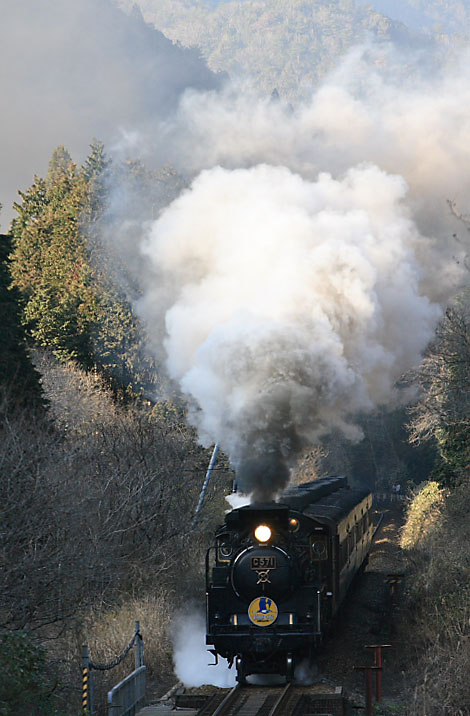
0;356;231;714
0;631;57;716
82;593;175;715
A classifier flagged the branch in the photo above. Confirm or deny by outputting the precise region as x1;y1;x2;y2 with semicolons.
448;199;470;227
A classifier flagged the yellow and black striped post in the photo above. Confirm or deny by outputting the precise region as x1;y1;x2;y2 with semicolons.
82;644;93;715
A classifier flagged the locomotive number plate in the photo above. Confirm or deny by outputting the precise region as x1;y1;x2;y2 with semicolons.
251;556;276;570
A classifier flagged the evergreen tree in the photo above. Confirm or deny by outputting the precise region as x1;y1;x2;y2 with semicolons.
9;176;49;297
82;138;111;221
10;148;96;367
83;151;161;396
45;145;73;187
9;142;183;397
83;138;109;182
0;230;44;408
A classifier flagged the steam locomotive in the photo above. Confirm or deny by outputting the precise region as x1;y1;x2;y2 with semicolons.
206;476;373;682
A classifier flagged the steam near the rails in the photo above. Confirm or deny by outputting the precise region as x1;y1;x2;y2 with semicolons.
173;613;236;687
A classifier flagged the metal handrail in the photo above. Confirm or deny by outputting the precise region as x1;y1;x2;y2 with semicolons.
82;622;145;716
107;664;147;716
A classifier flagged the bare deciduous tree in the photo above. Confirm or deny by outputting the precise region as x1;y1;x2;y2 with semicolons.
0;356;231;633
408;301;470;477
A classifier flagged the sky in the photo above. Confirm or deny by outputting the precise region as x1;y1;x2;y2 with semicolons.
0;0;222;229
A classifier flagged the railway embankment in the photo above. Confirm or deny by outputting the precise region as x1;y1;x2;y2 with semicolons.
317;504;409;709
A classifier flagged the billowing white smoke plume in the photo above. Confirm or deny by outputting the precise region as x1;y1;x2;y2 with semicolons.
162;45;470;237
137;46;470;499
139;163;441;498
173;613;236;687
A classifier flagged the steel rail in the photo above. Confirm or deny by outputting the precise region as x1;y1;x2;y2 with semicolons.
266;683;292;716
211;684;242;716
373;511;385;539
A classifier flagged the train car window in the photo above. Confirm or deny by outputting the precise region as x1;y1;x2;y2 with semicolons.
340;540;348;568
310;533;328;561
348;531;354;555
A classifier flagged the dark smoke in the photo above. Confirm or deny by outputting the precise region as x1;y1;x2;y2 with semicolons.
237;454;291;503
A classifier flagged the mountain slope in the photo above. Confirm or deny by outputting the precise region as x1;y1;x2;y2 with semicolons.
118;0;437;100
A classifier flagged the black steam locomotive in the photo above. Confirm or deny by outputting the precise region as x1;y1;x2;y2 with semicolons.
206;476;373;682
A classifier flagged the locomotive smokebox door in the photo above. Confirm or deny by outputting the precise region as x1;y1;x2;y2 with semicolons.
231;546;296;601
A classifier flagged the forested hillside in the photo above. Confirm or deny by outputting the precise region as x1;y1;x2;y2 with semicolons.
116;0;443;99
367;0;470;34
0;142;232;713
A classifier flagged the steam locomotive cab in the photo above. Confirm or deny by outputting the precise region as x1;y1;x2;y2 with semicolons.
206;476;373;682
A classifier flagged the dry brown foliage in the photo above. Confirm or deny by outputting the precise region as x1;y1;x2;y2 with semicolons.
401;475;470;715
1;354;232;713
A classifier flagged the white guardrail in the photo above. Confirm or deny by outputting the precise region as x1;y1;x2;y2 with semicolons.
107;664;146;716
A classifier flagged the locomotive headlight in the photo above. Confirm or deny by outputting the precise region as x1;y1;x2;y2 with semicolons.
254;524;271;543
289;518;300;532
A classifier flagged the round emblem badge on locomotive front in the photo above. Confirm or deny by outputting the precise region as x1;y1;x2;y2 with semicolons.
248;596;278;626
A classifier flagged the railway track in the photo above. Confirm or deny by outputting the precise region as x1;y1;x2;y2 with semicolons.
195;683;346;716
209;684;291;716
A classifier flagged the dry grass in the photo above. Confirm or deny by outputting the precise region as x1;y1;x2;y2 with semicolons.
399;480;445;551
86;593;173;679
84;592;176;715
400;476;470;715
